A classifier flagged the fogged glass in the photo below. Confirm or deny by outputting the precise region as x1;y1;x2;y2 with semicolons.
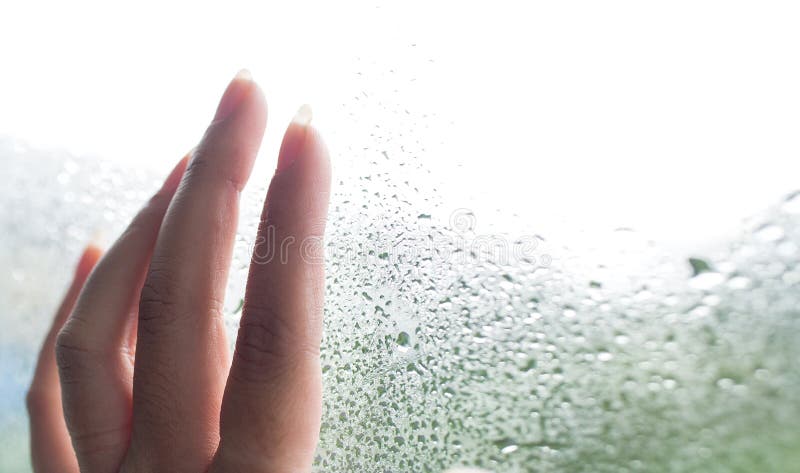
2;3;800;472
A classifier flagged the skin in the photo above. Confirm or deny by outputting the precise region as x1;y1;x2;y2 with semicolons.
26;71;331;473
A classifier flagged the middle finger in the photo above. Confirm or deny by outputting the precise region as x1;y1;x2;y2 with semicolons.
124;71;267;471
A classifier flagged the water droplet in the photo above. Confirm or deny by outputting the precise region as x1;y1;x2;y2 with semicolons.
396;331;411;350
782;191;800;214
614;335;630;345
688;257;712;276
500;444;519;454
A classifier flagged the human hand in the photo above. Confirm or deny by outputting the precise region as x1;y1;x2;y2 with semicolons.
26;71;331;472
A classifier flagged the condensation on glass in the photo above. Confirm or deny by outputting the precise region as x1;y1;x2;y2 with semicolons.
2;131;799;472
2;7;800;473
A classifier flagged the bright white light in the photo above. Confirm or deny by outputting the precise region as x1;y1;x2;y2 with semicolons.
2;0;799;250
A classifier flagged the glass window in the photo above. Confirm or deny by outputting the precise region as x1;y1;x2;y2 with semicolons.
2;2;799;472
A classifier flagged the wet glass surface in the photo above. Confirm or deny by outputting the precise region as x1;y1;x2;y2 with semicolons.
2;2;800;472
3;139;800;472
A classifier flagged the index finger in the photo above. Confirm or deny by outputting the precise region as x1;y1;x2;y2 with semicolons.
125;71;267;471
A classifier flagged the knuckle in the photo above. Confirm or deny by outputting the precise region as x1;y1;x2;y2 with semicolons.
183;147;211;179
70;423;130;458
184;142;245;193
232;307;319;383
134;375;181;435
25;388;48;415
138;265;181;333
138;263;226;336
55;326;97;384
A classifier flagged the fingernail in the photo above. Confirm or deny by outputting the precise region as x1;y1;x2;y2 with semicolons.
213;69;253;122
276;104;313;172
292;103;313;127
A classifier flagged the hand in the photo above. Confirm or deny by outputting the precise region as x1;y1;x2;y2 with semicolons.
26;71;331;472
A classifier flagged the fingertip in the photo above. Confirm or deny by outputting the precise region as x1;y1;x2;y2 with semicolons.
246;79;269;135
75;244;103;279
277;105;330;175
291;103;313;126
300;122;332;188
194;71;268;191
213;69;268;131
214;69;257;122
235;68;252;81
306;122;331;167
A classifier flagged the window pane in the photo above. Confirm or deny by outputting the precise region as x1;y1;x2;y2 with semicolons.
2;2;799;472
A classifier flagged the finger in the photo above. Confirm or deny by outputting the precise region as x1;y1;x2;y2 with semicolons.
127;71;267;471
212;105;331;472
55;155;187;472
27;245;102;473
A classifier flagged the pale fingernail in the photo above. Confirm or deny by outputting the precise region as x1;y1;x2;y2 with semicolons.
292;103;313;126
